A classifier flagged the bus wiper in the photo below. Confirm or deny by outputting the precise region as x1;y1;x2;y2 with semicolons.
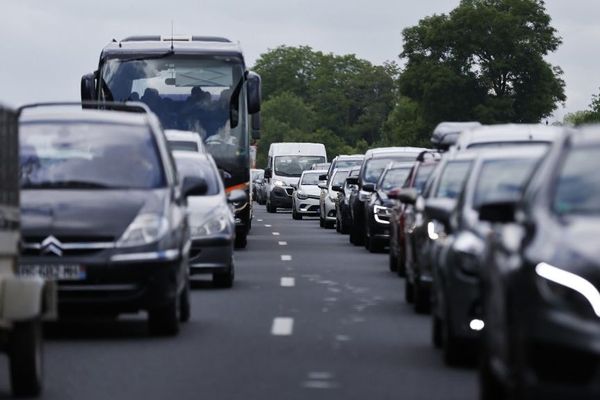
112;50;176;63
22;180;112;189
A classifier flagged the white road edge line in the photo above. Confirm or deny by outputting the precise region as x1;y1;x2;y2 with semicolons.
281;277;295;287
271;317;294;336
281;255;292;261
278;241;288;246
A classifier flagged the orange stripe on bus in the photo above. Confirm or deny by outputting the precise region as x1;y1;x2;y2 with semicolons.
226;183;249;192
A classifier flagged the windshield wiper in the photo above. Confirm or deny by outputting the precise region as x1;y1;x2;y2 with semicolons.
22;180;113;189
111;50;176;64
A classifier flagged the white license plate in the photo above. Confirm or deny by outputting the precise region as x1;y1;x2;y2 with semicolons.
18;264;86;281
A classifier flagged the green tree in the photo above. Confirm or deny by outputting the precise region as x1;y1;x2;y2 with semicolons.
398;0;565;141
564;89;600;126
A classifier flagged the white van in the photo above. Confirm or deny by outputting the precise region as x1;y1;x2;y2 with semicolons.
264;143;327;213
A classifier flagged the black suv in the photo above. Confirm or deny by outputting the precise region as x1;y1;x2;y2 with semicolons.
479;127;600;399
18;103;204;336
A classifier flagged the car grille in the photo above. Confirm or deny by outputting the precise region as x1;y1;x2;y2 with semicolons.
285;188;294;196
307;195;320;200
22;235;115;257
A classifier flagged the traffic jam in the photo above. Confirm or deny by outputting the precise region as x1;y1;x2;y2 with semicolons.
0;12;599;400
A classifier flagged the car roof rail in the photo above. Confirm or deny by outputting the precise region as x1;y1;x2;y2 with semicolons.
18;101;151;116
416;150;441;162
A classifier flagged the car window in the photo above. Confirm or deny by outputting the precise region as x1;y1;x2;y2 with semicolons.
169;140;199;152
20;122;166;189
413;164;436;193
275;156;326;177
435;160;472;199
473;158;539;208
301;173;321;185
331;170;349;187
380;168;411;191
336;159;363;169
553;145;600;215
174;156;221;195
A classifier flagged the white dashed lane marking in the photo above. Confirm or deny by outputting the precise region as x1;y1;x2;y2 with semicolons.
264;224;272;227
280;277;295;287
257;219;263;222
272;232;280;236
271;317;294;336
281;255;292;261
278;241;288;246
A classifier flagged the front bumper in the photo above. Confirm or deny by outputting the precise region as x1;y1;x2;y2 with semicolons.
270;186;293;208
445;265;481;342
323;196;337;221
294;196;320;215
189;235;233;274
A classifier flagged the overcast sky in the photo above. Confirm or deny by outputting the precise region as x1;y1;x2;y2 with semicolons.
1;0;598;121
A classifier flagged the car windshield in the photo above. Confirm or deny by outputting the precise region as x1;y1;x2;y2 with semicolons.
473;158;539;208
363;156;418;184
169;140;198;152
100;56;247;165
252;170;264;181
413;164;436;193
553;146;600;215
174;156;221;196
380;168;411;191
435;160;473;199
301;173;321;185
20;122;165;189
275;156;326;177
336;159;363;169
331;170;350;187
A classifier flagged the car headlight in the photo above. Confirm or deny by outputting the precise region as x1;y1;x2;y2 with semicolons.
117;214;169;247
359;190;371;202
427;220;446;241
296;191;308;200
273;180;285;187
536;262;600;318
190;209;231;237
374;205;391;224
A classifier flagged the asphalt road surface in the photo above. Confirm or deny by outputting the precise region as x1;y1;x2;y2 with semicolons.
0;207;477;400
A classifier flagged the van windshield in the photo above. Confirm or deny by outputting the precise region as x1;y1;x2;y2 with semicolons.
275;156;326;177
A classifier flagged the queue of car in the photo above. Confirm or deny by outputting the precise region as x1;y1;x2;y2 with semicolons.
267;122;599;400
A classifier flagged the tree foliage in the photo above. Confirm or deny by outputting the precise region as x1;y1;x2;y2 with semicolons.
253;46;397;167
392;0;566;144
564;89;600;126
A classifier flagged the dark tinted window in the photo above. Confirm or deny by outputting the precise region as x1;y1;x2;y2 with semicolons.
380;168;411;191
20;122;165;189
413;164;436;193
169;141;199;152
363;155;419;184
435;160;472;199
275;156;327;177
473;158;539;207
174;156;221;195
554;146;600;215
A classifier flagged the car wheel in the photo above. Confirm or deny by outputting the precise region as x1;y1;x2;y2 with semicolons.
213;262;235;288
389;251;398;272
341;219;350;234
432;314;443;348
336;217;341;232
397;246;407;277
234;232;248;249
9;319;43;397
148;298;180;336
325;219;335;229
179;281;191;323
405;278;414;303
442;314;467;366
266;201;276;213
292;207;302;220
480;353;507;400
414;280;430;314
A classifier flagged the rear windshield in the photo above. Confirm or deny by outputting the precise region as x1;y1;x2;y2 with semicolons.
553;146;600;215
169;140;199;152
301;172;321;185
20;122;166;189
362;155;419;184
335;159;363;169
435;160;472;199
380;168;411;191
473;158;539;207
331;170;350;187
174;156;221;196
413;164;436;193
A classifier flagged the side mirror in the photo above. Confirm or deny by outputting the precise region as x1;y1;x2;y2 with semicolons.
290;183;298;190
331;184;343;192
81;72;97;103
251;112;261;140
182;176;208;197
247;71;261;114
478;201;517;224
318;182;327;190
389;188;418;205
318;174;328;181
362;183;376;193
227;189;248;204
346;176;359;185
264;168;272;179
425;198;456;227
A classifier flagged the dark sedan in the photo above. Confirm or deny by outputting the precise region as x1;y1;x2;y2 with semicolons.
334;166;361;234
479;127;600;400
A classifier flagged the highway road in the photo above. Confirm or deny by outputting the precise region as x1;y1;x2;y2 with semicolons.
0;207;477;400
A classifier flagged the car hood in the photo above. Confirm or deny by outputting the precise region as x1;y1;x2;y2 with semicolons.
21;189;168;241
187;194;228;218
273;176;300;186
561;216;600;267
298;185;321;196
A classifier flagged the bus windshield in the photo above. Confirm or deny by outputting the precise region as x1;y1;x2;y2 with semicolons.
99;56;247;166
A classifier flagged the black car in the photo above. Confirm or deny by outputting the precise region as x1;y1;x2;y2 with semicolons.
349;147;427;246
363;162;413;253
334;166;360;234
478;127;600;399
18;104;204;336
428;147;547;365
402;151;477;313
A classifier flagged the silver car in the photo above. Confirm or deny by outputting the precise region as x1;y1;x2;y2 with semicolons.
320;168;352;228
292;170;326;220
173;151;246;288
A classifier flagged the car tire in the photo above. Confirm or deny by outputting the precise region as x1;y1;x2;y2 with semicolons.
414;280;430;314
148;297;180;336
397;247;407;277
480;354;507;400
389;252;398;272
432;314;443;349
341;219;350;234
9;319;43;398
213;263;235;288
179;281;191;323
405;278;414;303
234;232;248;249
266;201;276;213
442;315;467;366
336;218;341;232
292;208;302;220
325;219;335;229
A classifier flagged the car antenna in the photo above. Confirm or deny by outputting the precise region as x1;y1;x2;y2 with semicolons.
170;20;174;51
